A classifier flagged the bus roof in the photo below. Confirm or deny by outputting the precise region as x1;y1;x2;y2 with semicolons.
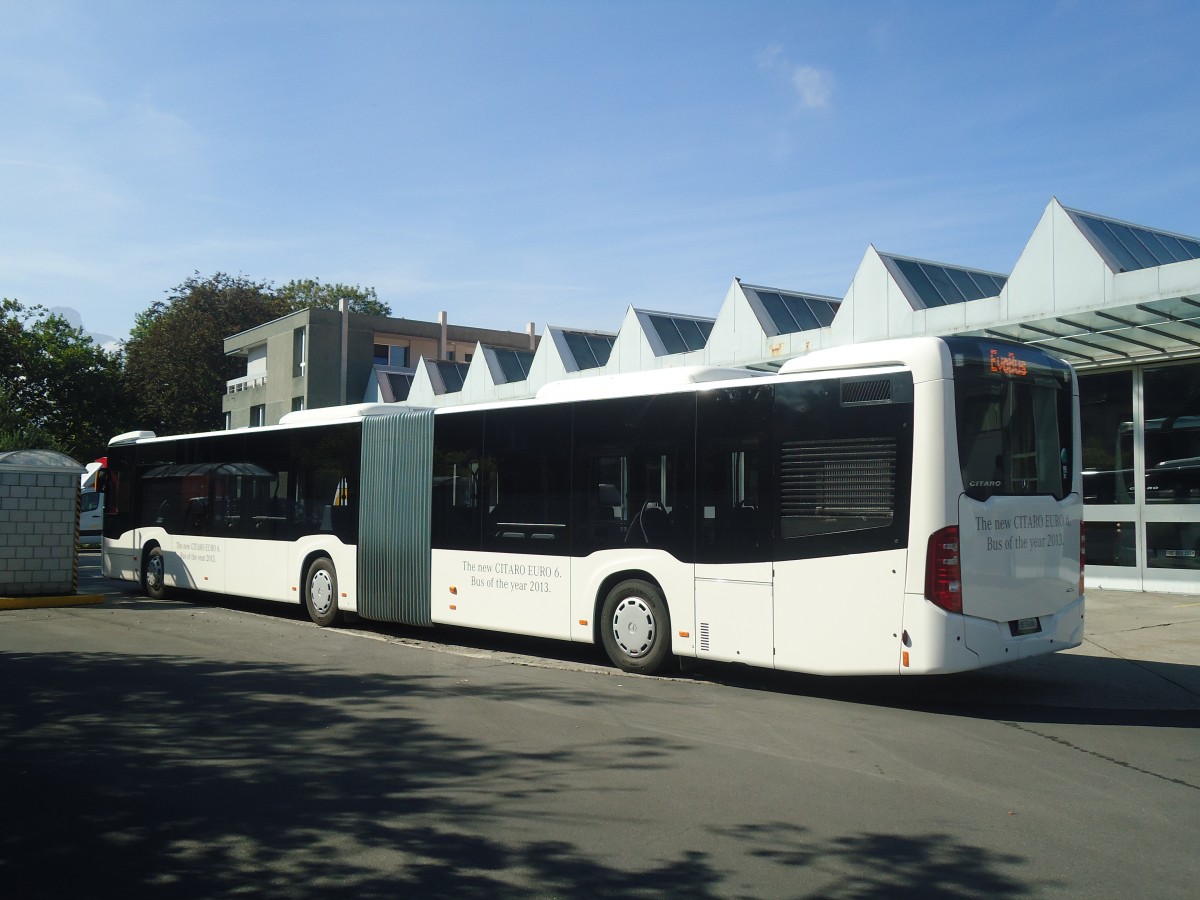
535;365;761;403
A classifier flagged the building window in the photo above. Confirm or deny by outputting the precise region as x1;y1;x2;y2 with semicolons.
293;327;306;378
1079;370;1134;505
1143;362;1200;505
224;412;232;431
373;343;409;368
447;349;456;362
250;404;266;428
292;396;305;412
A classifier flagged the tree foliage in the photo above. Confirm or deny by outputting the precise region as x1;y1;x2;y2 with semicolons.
0;298;129;460
124;273;290;435
276;278;392;317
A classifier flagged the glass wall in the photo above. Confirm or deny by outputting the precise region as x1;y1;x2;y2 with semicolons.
1079;360;1200;584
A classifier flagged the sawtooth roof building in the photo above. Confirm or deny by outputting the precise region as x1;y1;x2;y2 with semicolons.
224;198;1200;593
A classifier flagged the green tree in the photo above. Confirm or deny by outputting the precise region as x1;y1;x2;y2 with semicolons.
276;278;392;317
123;273;289;435
0;298;129;459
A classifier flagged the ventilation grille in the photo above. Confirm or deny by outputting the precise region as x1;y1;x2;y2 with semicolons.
700;622;711;653
780;437;897;536
841;379;892;405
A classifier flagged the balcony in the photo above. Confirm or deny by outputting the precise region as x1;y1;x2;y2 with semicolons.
226;373;268;394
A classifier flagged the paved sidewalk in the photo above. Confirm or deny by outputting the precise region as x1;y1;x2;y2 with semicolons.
996;587;1200;711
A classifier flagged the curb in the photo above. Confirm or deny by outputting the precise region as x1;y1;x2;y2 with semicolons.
0;594;105;611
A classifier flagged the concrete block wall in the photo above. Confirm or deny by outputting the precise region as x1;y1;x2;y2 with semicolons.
0;470;80;596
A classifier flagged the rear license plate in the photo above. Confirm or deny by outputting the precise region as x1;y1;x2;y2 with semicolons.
1010;617;1042;636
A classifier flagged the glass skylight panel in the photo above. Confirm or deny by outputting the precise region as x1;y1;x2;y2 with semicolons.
749;288;840;334
808;297;839;326
755;290;799;333
947;268;983;300
1108;221;1159;269
1082;216;1141;271
646;314;712;354
386;373;413;400
562;332;614;370
1136;228;1184;264
679;317;711;349
923;264;968;305
889;256;1006;307
974;272;1007;296
493;349;533;382
1073;211;1200;272
783;295;821;330
436;362;467;392
892;259;945;307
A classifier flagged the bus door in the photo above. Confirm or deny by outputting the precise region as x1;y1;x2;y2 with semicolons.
771;376;914;674
694;386;775;667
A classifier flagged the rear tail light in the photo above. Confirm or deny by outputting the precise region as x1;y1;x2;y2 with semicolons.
1079;522;1086;596
925;525;962;614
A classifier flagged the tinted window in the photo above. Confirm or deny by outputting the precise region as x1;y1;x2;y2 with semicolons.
696;385;773;563
1143;362;1200;504
431;411;484;551
572;393;694;558
482;405;571;555
774;375;913;560
954;365;1073;501
1079;370;1133;504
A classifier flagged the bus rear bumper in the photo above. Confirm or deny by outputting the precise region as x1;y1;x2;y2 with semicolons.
901;593;1085;674
962;594;1085;669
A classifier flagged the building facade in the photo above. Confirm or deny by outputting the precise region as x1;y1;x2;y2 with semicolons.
222;307;537;429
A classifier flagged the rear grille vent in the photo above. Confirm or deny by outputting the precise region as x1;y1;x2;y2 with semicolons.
780;437;897;536
841;379;892;405
700;622;711;652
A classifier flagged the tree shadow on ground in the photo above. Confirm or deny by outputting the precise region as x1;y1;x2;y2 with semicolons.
0;649;1042;899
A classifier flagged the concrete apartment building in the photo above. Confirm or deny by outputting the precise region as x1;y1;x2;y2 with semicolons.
222;307;537;429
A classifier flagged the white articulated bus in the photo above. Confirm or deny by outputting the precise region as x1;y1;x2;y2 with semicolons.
101;335;1084;675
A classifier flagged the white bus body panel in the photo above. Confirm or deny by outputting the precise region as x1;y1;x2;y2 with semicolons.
695;562;773;667
103;539;138;581
431;549;573;640
773;549;908;675
103;528;357;611
159;531;226;593
958;494;1083;622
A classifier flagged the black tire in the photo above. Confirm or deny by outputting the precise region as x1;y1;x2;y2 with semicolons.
304;557;342;627
600;579;672;674
141;545;167;600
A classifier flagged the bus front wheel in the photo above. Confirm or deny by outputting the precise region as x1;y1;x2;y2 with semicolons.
600;579;672;675
304;557;342;627
141;545;167;600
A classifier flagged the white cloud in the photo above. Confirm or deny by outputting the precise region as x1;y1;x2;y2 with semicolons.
792;65;833;109
758;45;834;110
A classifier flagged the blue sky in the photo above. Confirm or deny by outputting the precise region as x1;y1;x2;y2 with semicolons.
3;0;1199;346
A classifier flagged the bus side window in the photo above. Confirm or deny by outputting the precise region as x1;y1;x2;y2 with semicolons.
432;410;485;551
481;405;570;552
696;384;773;564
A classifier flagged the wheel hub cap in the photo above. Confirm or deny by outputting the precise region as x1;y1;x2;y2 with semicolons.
612;596;655;658
311;571;333;616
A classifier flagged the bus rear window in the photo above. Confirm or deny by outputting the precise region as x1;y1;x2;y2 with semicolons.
950;342;1074;501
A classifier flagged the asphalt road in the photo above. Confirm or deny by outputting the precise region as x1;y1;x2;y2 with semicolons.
2;557;1198;898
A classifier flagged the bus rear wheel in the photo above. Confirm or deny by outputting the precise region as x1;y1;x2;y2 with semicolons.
600;579;672;675
141;545;167;600
304;557;342;627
